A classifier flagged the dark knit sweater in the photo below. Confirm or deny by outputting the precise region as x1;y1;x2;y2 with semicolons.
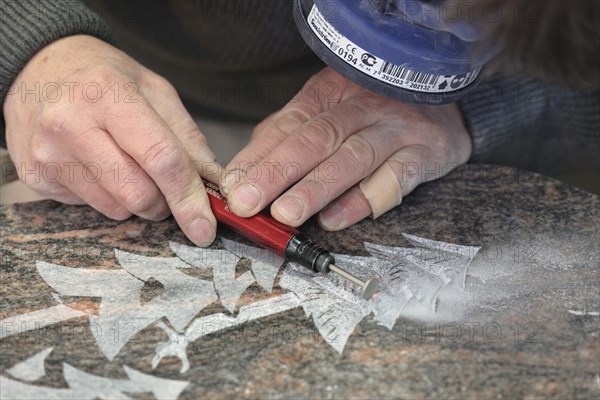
1;0;598;178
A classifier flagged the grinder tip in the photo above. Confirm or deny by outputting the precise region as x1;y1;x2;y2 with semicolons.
361;277;380;300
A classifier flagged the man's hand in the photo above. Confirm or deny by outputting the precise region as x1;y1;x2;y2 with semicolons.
4;35;221;246
221;68;472;230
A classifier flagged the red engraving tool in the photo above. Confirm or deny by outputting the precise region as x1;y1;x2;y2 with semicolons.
203;180;379;299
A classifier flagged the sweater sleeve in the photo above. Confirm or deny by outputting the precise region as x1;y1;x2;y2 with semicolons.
1;0;114;148
459;72;600;177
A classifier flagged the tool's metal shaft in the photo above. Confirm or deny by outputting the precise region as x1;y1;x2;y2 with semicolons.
329;264;380;299
329;264;364;286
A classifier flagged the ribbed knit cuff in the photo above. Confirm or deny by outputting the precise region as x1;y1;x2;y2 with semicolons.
1;0;113;148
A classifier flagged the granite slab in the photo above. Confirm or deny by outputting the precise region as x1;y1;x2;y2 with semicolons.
1;164;599;399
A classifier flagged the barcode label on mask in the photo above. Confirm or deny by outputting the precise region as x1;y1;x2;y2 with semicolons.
307;4;480;94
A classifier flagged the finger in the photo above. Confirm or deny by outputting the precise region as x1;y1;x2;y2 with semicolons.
385;144;440;197
33;160;132;220
60;170;133;221
35;155;133;220
11;139;124;214
220;67;348;194
68;127;170;221
99;99;216;246
318;144;437;231
269;123;398;226
28;181;85;206
221;108;310;191
225;97;383;217
49;189;85;205
168;118;222;184
221;102;317;193
317;186;372;231
359;162;402;219
10;154;85;205
145;81;223;184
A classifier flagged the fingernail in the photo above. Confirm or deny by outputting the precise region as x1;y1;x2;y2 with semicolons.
188;217;215;247
275;195;305;222
319;202;345;229
231;183;261;213
220;171;237;195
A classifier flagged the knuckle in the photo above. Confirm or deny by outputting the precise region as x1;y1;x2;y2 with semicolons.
141;141;185;175
396;145;429;165
173;119;205;143
271;115;297;135
431;129;451;155
343;135;379;171
292;183;328;210
386;159;410;183
267;108;311;136
38;107;70;136
27;181;61;197
387;146;429;178
169;183;204;215
302;115;343;155
120;185;162;216
87;64;121;87
252;119;269;137
145;71;177;95
170;188;195;211
281;108;312;125
29;139;53;165
191;130;208;148
104;207;133;221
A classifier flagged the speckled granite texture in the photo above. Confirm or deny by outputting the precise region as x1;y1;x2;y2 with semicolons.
1;165;599;399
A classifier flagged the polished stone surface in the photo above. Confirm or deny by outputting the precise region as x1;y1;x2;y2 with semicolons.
1;165;599;399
